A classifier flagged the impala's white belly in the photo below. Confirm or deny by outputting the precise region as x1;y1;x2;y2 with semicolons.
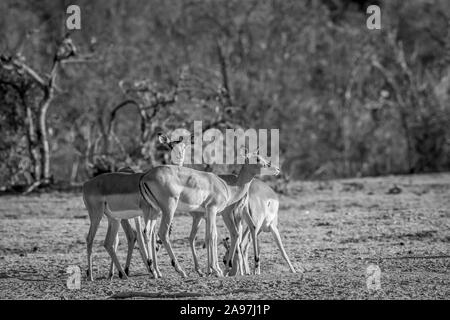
103;193;142;219
105;209;142;220
175;202;204;213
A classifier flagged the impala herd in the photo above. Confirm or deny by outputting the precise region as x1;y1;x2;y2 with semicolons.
82;133;299;281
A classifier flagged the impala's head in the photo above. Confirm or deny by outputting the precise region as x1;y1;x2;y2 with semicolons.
242;148;280;177
158;133;186;166
158;133;184;149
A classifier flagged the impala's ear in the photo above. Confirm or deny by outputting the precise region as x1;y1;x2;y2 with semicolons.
158;133;171;145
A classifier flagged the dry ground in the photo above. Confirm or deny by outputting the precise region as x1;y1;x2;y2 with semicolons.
0;173;448;299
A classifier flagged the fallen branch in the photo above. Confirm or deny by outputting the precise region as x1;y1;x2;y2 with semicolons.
363;254;450;262
108;289;258;299
109;291;206;299
380;255;450;260
23;180;43;194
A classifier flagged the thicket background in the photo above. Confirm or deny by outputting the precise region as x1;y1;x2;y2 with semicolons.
0;0;449;190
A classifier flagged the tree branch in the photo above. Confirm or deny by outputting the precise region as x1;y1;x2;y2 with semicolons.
107;99;140;136
12;59;48;88
108;289;257;299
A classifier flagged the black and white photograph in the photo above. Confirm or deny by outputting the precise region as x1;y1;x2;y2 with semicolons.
0;0;449;307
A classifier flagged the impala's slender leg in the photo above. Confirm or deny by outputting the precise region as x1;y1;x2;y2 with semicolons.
122;219;137;276
269;224;296;273
159;197;187;278
240;227;251;275
85;199;103;281
205;218;212;276
189;214;204;276
255;229;262;275
212;222;223;275
252;228;262;275
149;219;162;278
233;222;244;276
205;208;223;277
219;211;233;275
134;217;154;277
108;219;137;278
221;210;242;276
226;226;248;276
251;232;260;275
104;217;128;280
243;214;260;275
108;233;120;279
142;219;152;268
243;204;262;275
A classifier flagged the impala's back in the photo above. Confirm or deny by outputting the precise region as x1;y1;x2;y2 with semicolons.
83;172;147;219
139;165;229;213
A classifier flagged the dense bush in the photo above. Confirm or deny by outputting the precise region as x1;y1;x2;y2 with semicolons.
0;0;449;187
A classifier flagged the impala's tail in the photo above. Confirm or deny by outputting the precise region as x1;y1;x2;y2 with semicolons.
139;175;174;249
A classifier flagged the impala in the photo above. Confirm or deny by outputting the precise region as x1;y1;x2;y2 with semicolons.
83;172;156;280
107;166;138;279
221;179;297;275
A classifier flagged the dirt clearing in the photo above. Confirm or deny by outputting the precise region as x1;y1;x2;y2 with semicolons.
0;173;448;299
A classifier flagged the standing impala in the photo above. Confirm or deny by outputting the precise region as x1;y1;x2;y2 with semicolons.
83;172;157;280
222;179;297;275
138;149;280;277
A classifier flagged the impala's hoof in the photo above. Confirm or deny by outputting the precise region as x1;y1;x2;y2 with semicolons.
213;270;223;277
196;269;204;277
118;271;128;280
124;267;130;276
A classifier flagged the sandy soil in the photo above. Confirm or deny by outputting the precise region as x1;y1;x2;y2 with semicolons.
0;173;448;300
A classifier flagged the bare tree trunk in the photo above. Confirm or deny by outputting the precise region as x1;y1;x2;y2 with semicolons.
23;60;59;193
70;154;80;184
3;34;85;192
216;40;233;107
24;99;41;181
38;90;54;183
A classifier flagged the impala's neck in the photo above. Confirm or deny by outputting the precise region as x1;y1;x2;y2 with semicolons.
225;164;255;206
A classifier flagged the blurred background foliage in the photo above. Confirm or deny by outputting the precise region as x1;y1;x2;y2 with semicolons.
0;0;449;190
